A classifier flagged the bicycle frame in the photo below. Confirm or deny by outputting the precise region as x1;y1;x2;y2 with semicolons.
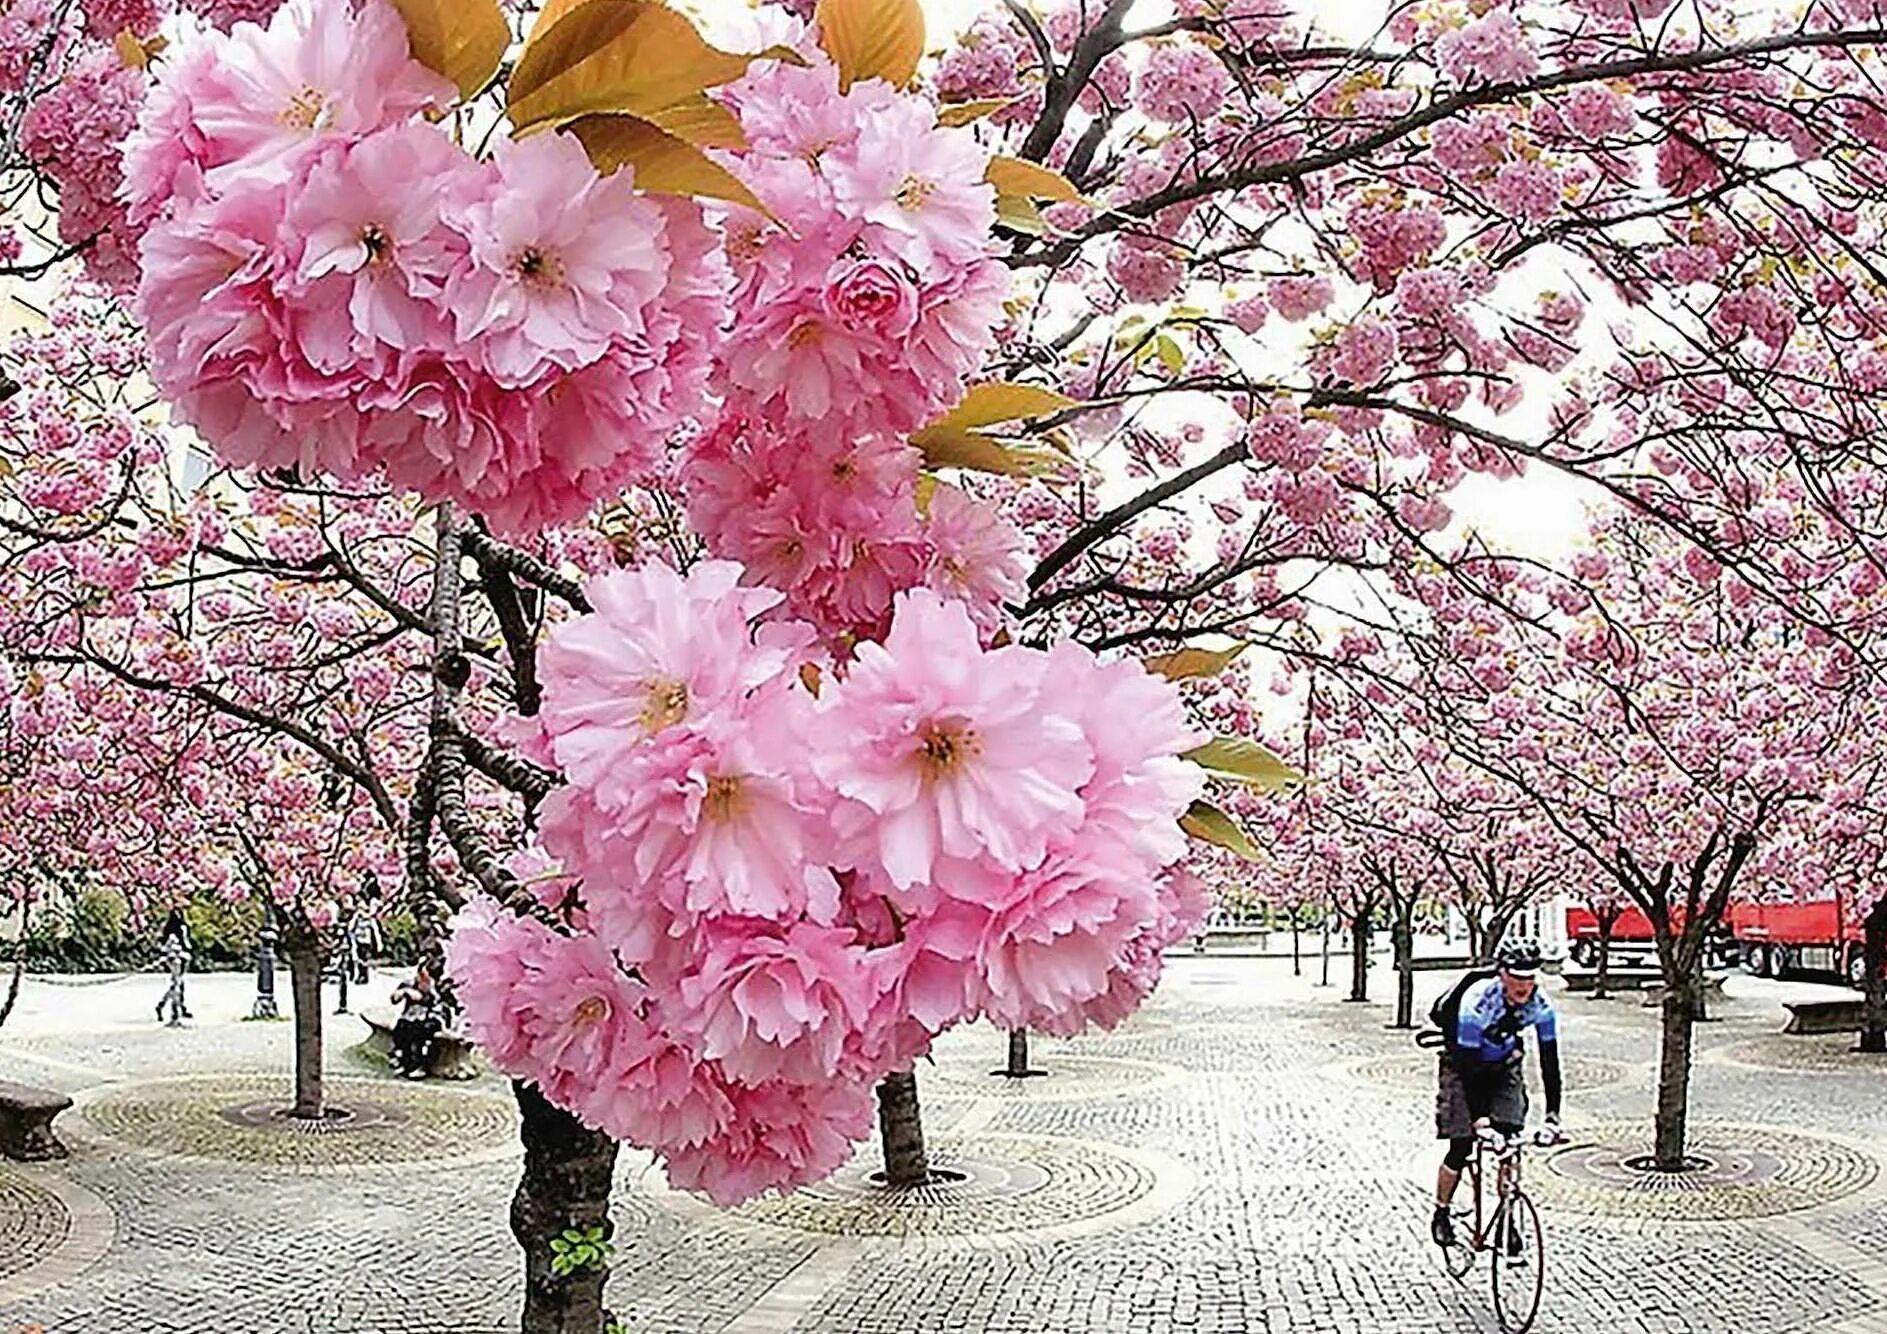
1460;1128;1525;1251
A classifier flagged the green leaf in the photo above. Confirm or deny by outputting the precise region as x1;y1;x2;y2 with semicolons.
388;0;510;101
922;382;1079;433
1142;642;1246;682
1179;800;1263;861
1183;736;1305;794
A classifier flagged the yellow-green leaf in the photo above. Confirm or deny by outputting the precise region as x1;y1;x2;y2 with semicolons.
914;431;1051;478
1154;333;1185;374
1183;736;1305;794
938;97;1014;127
642;93;747;150
1180;800;1263;861
815;0;924;91
1142;642;1247;682
566;116;769;214
390;0;509;101
919;382;1078;435
995;193;1048;235
986;154;1081;203
510;0;779;130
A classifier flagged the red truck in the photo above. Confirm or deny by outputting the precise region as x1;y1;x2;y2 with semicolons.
1564;898;1870;985
1723;898;1868;986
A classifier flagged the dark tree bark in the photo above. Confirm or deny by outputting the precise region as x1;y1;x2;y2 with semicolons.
282;932;325;1120
512;1082;619;1334
0;896;26;1030
1654;976;1699;1169
1861;902;1887;1055
876;1069;931;1187
1346;898;1374;1002
1290;909;1302;976
1391;903;1416;1028
1593;912;1617;1001
999;1027;1041;1077
1632;826;1755;1170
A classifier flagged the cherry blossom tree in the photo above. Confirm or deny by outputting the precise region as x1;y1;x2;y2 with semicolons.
20;0;1887;1330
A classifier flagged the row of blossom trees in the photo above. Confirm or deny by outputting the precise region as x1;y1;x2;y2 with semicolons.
14;0;1887;1330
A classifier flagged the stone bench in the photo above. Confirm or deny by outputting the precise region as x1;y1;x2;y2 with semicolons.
358;1007;482;1081
1783;999;1870;1036
1408;956;1474;972
1564;968;1663;993
0;1080;73;1161
1191;926;1270;953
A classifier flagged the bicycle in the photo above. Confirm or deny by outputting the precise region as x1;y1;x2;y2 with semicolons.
1438;1122;1558;1334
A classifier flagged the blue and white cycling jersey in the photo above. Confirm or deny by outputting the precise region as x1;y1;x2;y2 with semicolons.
1456;978;1558;1065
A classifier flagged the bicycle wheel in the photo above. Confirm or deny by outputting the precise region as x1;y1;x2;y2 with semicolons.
1490;1189;1545;1334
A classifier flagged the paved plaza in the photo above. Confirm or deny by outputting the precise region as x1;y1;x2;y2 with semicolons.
2;953;1886;1333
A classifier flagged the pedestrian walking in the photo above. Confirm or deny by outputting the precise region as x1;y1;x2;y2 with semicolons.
155;908;191;1026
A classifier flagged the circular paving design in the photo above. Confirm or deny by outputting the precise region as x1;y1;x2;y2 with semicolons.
926;1052;1185;1101
1712;1034;1887;1075
0;1168;67;1284
76;1074;519;1173
654;1133;1193;1245
0;1164;114;1306
1340;1051;1636;1093
1534;1122;1879;1220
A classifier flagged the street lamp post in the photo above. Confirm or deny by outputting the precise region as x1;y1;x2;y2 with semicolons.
251;922;279;1020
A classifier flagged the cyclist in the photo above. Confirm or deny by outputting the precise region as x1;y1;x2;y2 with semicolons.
1431;941;1563;1249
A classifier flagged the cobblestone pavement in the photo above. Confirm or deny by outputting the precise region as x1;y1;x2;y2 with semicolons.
2;959;1886;1332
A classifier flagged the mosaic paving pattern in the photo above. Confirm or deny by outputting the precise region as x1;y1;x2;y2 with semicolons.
1340;1051;1639;1093
76;1074;518;1173
1536;1121;1881;1220
926;1053;1186;1101
1713;1034;1887;1074
0;1167;67;1284
717;1134;1183;1242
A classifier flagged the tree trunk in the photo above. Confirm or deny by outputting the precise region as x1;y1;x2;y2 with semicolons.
0;897;26;1030
999;1028;1041;1077
1346;911;1370;1002
1392;910;1415;1028
1290;913;1301;976
1653;979;1698;1170
512;1082;619;1334
1594;918;1615;1001
283;937;325;1120
1482;910;1514;961
876;1069;931;1187
1861;908;1887;1055
1318;915;1331;986
1463;914;1485;963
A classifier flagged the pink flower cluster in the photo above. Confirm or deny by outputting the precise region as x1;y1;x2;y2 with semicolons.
1135;43;1231;123
665;50;1023;650
684;412;1025;649
1434;9;1539;86
448;560;1208;1204
124;0;724;535
715;57;1008;438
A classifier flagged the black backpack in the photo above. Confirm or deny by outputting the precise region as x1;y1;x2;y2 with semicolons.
1416;967;1499;1051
